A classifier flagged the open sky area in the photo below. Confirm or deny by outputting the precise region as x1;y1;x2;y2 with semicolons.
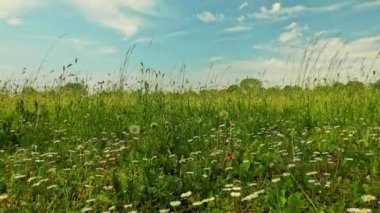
1;0;380;87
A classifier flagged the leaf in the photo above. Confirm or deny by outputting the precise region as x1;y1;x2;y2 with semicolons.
97;194;112;205
286;192;305;213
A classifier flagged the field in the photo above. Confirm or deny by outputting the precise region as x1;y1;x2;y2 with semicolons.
0;81;380;212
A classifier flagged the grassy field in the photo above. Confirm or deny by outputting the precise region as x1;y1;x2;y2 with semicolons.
0;80;380;212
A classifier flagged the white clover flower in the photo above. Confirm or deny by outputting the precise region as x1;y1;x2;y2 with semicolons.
202;196;215;203
81;207;93;213
0;194;8;202
193;201;203;206
346;208;372;213
86;199;96;203
242;193;259;201
46;185;57;190
124;204;133;209
129;125;140;135
14;174;26;180
306;171;318;176
230;192;241;197
180;191;192;198
361;194;376;202
170;200;181;207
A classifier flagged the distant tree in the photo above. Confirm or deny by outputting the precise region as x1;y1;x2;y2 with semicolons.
239;78;263;90
283;85;302;91
372;79;380;89
332;82;345;88
226;84;239;92
345;80;365;89
58;82;88;95
22;86;39;95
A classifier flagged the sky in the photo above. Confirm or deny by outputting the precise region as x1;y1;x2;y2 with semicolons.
1;0;380;88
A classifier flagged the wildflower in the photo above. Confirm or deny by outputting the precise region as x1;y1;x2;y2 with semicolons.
0;194;8;202
81;207;93;213
271;178;281;183
193;201;203;206
224;153;235;161
325;181;331;188
27;176;39;183
255;189;265;195
103;185;113;190
346;208;372;213
242;193;259;201
180;191;192;198
230;192;241;197
32;182;41;187
159;209;170;213
232;186;241;191
47;185;58;190
361;194;376;202
219;110;229;120
129;125;140;135
306;171;318;176
124;204;133;209
14;174;26;180
202;197;215;203
225;167;233;171
170;200;181;207
282;172;291;177
86;199;96;203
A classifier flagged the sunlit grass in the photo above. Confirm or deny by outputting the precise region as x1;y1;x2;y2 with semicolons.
0;79;380;212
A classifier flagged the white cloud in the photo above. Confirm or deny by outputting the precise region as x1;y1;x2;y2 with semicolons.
5;16;22;25
164;31;188;37
238;2;249;10
66;0;157;38
209;56;224;63
354;1;380;9
278;22;307;43
0;0;45;25
197;11;225;23
66;37;96;50
134;37;153;43
252;2;345;20
222;26;251;33
323;36;380;58
237;15;245;23
98;46;116;55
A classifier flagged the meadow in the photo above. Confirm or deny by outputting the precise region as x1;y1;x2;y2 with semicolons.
0;77;380;212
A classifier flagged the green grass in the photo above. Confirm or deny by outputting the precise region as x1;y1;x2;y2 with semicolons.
0;83;380;212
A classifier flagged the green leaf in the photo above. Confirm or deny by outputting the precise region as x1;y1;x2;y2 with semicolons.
286;193;305;213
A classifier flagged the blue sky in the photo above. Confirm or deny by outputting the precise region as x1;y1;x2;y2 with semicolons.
1;0;380;87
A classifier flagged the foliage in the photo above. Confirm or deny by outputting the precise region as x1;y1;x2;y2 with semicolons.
239;78;263;90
